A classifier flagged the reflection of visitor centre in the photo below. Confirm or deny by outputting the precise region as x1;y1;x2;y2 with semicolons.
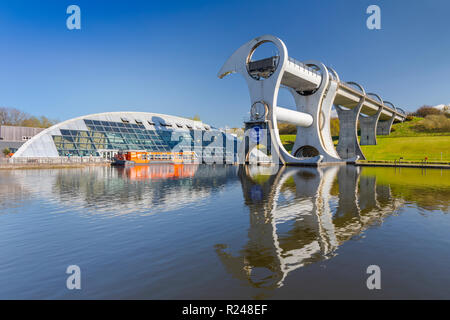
13;112;238;161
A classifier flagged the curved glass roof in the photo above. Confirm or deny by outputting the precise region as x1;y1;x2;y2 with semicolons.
13;112;238;159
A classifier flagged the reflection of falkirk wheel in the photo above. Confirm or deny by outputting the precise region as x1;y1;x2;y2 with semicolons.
215;165;402;289
218;35;407;165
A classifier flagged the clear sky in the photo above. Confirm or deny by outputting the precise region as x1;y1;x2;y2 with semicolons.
1;0;449;127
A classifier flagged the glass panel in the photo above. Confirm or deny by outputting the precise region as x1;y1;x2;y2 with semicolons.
55;119;241;157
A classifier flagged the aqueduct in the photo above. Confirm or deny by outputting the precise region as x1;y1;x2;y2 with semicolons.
218;35;406;165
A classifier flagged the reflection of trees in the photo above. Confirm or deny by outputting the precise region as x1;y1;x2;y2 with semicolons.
399;188;449;212
215;165;403;291
388;186;449;212
0;171;31;212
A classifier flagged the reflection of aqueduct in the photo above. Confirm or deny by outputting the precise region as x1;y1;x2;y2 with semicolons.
218;35;406;165
215;165;403;289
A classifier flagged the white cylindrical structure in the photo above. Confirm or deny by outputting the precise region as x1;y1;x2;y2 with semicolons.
275;106;313;127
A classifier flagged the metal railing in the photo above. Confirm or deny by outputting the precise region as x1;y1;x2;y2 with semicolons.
1;156;109;165
340;82;406;118
396;108;407;116
287;57;321;76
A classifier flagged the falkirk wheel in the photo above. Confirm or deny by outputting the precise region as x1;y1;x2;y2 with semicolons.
218;35;406;165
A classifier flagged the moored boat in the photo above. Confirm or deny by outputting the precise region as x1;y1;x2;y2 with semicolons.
112;150;198;166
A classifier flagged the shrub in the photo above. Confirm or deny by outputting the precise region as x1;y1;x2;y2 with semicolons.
2;148;11;157
413;106;442;118
278;123;297;134
414;114;450;132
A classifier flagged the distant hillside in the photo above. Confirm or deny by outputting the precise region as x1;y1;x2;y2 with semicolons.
390;116;450;137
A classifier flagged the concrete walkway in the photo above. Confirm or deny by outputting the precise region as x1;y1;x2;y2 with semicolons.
356;161;450;169
0;162;110;170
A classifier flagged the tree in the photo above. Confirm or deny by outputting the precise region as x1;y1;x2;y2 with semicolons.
0;108;8;125
190;115;201;121
0;107;57;128
21;116;41;127
39;116;54;128
277;123;297;134
414;114;450;132
0;107;27;125
413;105;442;118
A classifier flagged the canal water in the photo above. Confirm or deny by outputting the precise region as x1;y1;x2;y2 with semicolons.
0;165;449;299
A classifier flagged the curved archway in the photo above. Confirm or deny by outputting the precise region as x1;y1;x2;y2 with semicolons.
294;145;320;158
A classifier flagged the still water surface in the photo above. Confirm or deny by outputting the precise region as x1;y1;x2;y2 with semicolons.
0;164;449;299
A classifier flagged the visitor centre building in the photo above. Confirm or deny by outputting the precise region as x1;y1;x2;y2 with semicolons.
12;112;238;162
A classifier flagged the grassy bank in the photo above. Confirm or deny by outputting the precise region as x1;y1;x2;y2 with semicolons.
360;136;450;161
360;117;450;161
280;117;450;161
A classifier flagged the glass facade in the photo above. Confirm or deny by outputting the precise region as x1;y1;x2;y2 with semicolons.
52;119;237;159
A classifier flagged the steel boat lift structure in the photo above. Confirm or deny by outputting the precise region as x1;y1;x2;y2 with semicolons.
218;35;406;165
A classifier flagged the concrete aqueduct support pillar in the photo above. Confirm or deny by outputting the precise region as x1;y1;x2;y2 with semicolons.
376;115;396;135
360;107;382;145
359;108;383;146
376;101;397;135
335;98;366;161
360;93;383;145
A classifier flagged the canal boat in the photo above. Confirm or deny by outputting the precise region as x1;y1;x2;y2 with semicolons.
112;150;198;166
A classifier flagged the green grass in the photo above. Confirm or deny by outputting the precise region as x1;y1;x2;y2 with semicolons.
280;134;296;152
361;136;450;161
361;117;450;161
280;117;450;161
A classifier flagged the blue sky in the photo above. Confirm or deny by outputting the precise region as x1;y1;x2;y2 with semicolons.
1;0;449;127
